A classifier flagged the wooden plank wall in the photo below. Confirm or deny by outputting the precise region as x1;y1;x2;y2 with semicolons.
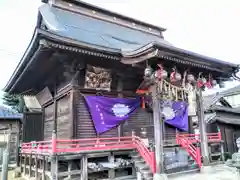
56;94;71;139
43;104;54;140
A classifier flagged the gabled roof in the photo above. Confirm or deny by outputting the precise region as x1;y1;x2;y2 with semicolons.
39;4;238;71
4;1;239;94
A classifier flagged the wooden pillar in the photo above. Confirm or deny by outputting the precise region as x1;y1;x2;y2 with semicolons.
196;89;209;166
50;156;58;180
19;152;22;173
29;154;32;177
23;154;27;175
42;156;46;180
151;85;164;174
81;155;88;180
53;80;58;136
108;153;115;179
220;143;225;161
70;70;80;139
69;89;76;139
188;116;194;134
68;161;73;179
35;155;38;179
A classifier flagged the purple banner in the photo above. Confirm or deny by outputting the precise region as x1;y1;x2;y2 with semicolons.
165;101;188;131
84;96;140;134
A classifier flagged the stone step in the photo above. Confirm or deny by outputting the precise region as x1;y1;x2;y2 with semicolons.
141;169;153;176
136;163;149;170
131;154;141;159
113;175;137;180
134;159;145;164
145;177;153;180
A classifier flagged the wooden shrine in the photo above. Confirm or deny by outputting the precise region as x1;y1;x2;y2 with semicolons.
4;0;239;180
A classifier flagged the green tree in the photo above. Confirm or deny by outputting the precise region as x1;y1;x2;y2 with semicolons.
2;93;25;113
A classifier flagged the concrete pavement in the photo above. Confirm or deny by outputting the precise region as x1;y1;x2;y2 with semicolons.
170;164;239;180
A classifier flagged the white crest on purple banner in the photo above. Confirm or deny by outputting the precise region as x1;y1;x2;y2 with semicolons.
112;104;130;117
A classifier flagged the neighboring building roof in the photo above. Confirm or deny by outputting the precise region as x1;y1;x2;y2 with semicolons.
203;83;240;110
0;106;23;120
208;112;240;126
218;84;240;97
203;92;232;111
211;105;240;114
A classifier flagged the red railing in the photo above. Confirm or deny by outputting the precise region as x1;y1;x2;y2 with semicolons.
176;135;201;168
176;132;221;143
21;136;156;173
176;132;222;168
133;136;156;173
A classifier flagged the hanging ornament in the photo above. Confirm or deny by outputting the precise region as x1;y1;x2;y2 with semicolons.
201;77;207;84
197;72;204;89
170;67;182;83
187;74;195;83
175;73;182;81
144;66;153;78
155;64;168;79
160;70;168;79
205;74;213;89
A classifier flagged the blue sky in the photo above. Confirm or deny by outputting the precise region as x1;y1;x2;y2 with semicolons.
0;0;240;99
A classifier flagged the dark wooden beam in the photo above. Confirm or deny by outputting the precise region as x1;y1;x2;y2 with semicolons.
150;85;164;174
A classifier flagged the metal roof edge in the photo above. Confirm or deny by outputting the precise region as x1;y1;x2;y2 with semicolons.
37;29;122;57
3;12;43;93
122;42;238;69
154;42;238;68
43;0;166;33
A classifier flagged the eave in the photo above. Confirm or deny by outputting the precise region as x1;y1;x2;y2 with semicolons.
37;29;121;59
121;42;238;77
3;29;122;94
3;29;40;93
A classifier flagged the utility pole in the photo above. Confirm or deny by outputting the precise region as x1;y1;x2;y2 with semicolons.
1;125;12;180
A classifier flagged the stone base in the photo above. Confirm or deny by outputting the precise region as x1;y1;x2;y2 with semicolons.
153;173;168;180
200;165;214;173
